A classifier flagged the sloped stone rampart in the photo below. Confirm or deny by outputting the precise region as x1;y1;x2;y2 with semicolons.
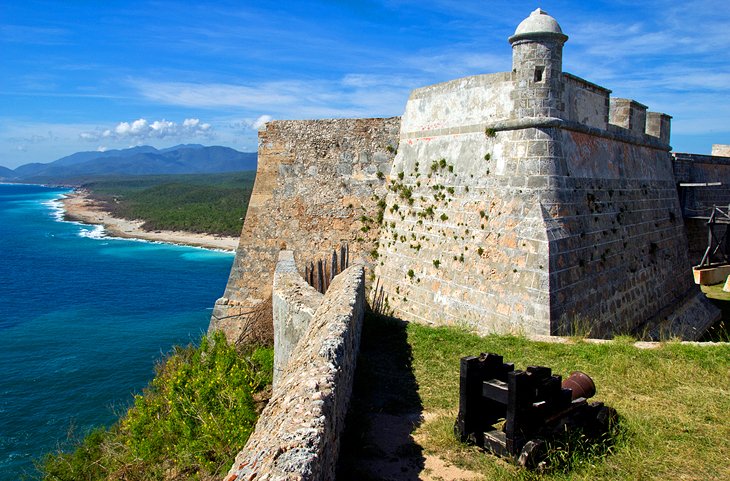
224;264;365;481
210;117;399;344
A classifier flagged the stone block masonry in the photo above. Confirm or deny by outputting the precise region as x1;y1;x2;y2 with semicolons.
210;117;399;344
673;151;730;266
712;144;730;157
224;263;365;481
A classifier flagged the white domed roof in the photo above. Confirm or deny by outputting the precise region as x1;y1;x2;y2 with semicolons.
515;8;563;35
509;8;568;44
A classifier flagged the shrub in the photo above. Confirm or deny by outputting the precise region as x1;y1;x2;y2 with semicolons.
41;332;273;480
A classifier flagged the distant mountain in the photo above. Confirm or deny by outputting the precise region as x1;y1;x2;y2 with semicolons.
52;146;159;167
158;144;205;153
0;165;15;180
8;145;257;183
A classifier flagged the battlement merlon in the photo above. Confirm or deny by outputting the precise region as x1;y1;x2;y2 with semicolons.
400;8;670;150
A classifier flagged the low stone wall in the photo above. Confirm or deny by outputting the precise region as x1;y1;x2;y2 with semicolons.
271;251;323;387
224;263;366;481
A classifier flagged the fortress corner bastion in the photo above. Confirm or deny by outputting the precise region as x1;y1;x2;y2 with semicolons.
210;117;399;345
211;9;720;343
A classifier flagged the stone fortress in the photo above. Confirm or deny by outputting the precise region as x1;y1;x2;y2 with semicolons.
211;8;726;344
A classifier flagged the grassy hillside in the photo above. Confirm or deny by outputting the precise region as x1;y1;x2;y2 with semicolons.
340;313;730;480
82;172;256;237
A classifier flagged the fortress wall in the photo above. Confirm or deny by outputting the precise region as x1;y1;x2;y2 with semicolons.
373;69;716;337
401;73;513;133
374;76;554;335
547;130;701;334
210;7;720;342
563;73;610;130
225;264;365;481
210;118;399;344
674;153;730;211
375;127;553;334
673;152;730;266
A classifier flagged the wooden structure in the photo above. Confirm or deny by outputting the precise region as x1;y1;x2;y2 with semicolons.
454;353;617;469
304;245;349;294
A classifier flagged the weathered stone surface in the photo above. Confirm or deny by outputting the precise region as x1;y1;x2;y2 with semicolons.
272;251;323;388
712;144;730;157
369;10;717;339
224;264;365;481
210;118;399;344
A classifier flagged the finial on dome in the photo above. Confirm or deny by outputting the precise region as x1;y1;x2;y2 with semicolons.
509;8;568;44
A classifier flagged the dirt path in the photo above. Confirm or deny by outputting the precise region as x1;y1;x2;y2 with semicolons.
336;315;481;481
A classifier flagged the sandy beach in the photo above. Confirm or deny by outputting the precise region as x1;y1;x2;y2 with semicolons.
61;189;240;252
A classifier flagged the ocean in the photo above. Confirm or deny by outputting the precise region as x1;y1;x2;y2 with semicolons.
0;183;235;480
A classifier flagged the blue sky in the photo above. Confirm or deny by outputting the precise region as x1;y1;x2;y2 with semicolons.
1;0;728;168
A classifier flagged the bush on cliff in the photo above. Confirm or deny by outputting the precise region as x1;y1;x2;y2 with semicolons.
40;332;273;481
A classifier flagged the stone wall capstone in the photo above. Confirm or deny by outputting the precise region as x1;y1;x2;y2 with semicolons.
271;250;323;388
224;264;365;481
712;144;730;157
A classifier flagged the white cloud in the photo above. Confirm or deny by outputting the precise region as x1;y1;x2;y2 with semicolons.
252;115;272;130
80;118;213;142
131;76;413;120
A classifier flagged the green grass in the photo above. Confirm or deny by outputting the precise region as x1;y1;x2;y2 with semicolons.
82;172;256;236
39;332;273;481
343;313;730;480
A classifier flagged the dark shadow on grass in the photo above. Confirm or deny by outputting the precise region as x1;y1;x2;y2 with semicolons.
336;311;424;480
701;296;730;341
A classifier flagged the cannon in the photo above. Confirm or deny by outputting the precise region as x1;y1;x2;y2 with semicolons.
454;353;617;468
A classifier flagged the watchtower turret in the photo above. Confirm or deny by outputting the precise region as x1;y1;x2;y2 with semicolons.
509;8;568;118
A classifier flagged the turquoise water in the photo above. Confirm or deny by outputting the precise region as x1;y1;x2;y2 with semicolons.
0;184;235;480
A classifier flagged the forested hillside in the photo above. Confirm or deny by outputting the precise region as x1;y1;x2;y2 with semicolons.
83;172;256;236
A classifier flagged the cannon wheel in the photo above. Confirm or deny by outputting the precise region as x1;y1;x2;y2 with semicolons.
517;439;547;470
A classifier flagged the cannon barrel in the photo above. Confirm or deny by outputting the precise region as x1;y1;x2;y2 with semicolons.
561;371;596;400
